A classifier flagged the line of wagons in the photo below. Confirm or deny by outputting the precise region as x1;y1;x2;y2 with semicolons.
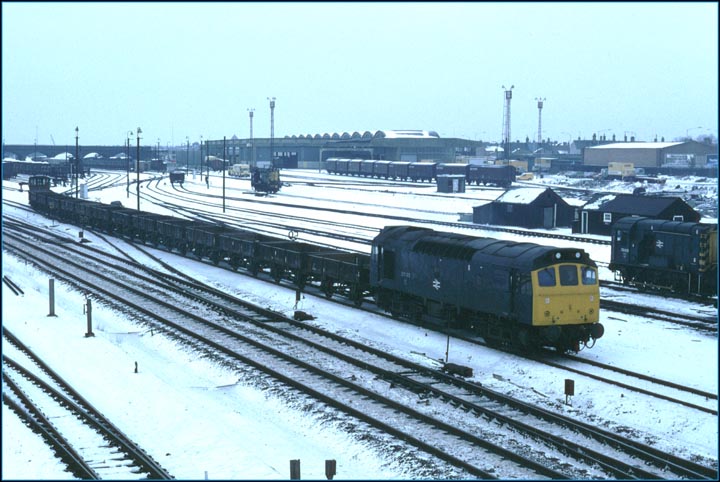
28;175;605;353
324;158;516;188
28;186;371;304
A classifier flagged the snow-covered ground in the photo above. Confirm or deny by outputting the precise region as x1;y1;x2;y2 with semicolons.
2;170;718;479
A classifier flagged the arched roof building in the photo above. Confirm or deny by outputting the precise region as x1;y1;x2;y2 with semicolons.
203;129;481;169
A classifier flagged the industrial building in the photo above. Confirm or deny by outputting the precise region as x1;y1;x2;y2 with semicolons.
5;135;716;176
583;141;717;173
203;130;485;170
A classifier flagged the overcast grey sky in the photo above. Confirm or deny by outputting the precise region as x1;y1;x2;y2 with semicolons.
2;2;718;147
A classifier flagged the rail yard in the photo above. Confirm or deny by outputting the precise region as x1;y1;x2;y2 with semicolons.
2;168;718;480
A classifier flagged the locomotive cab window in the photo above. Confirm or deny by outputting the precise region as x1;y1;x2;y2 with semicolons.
559;265;579;286
537;268;556;286
581;267;597;285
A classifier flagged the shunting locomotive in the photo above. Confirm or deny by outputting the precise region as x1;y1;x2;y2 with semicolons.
250;160;281;194
610;216;718;298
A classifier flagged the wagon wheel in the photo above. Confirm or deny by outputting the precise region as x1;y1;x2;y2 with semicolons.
321;279;334;299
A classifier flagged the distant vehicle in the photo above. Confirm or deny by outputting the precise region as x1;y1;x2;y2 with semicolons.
27;175;52;192
250;164;281;193
606;162;636;181
169;171;185;184
229;163;250;178
325;158;516;188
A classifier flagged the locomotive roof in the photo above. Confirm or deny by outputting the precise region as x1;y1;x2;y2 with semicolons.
612;216;717;235
375;225;594;269
582;193;692;216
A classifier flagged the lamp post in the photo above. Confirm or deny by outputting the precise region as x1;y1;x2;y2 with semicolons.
74;127;79;198
267;97;275;165
126;130;134;197
248;108;255;167
186;136;190;173
136;127;142;211
199;135;203;180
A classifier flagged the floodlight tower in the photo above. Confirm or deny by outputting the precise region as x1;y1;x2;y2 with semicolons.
535;97;546;144
501;85;514;161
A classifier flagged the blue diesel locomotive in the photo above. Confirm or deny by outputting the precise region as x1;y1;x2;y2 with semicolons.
610;216;718;298
371;226;603;352
27;177;603;353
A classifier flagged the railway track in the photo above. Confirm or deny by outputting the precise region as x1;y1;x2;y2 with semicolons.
3;219;717;479
2;330;173;480
5;210;716;413
154;177;613;246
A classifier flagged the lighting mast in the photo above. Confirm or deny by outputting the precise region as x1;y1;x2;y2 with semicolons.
501;85;514;161
535;97;546;144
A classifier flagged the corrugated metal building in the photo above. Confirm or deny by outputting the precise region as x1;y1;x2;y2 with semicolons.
472;187;574;229
572;193;701;235
583;141;717;170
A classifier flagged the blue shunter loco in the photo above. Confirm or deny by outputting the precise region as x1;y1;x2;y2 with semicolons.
610;216;718;298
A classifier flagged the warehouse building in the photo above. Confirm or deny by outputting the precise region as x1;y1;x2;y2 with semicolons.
204;130;485;170
583;141;717;174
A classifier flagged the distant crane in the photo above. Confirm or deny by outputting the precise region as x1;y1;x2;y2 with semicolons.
50;134;56;146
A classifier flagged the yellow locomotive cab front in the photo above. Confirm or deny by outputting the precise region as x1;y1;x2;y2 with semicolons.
531;263;600;326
